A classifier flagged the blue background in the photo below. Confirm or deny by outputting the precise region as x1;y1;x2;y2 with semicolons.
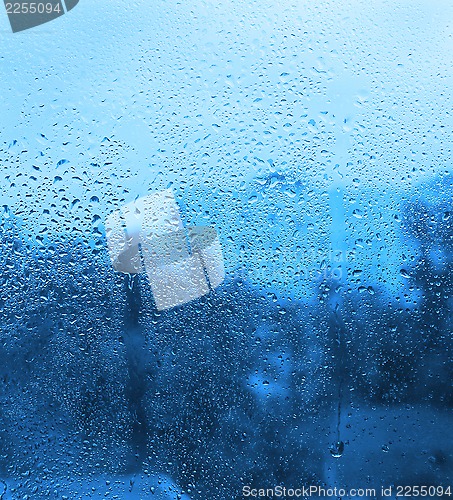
0;0;452;498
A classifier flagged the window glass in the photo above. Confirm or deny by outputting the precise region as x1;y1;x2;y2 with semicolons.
0;1;451;498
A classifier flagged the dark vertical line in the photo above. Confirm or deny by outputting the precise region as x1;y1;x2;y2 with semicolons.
335;304;343;447
328;187;347;459
0;479;7;500
196;244;212;290
124;273;141;327
330;301;346;458
123;273;149;470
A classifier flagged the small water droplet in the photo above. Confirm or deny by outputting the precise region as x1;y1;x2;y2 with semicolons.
400;269;410;279
330;441;344;458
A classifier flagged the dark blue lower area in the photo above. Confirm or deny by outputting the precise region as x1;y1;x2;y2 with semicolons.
0;192;452;499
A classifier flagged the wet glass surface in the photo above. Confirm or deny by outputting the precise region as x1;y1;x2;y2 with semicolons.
0;0;452;498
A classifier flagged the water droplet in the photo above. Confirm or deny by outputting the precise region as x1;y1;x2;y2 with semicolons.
330;441;344;458
400;269;410;279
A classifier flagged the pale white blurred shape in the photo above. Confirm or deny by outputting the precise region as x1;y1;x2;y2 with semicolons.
147;254;210;311
105;189;224;310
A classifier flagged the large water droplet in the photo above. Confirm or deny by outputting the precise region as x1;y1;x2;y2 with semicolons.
329;441;345;458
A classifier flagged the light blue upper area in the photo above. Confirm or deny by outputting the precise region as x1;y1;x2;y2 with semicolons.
0;0;452;299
